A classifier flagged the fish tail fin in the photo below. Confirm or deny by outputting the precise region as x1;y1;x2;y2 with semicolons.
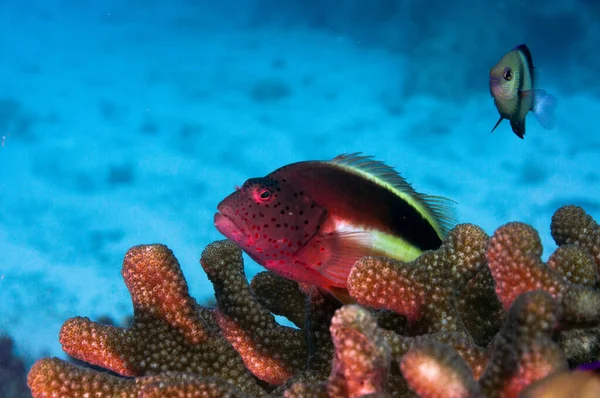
533;90;557;130
491;116;503;133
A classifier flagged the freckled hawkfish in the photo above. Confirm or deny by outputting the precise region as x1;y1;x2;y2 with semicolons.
215;153;457;302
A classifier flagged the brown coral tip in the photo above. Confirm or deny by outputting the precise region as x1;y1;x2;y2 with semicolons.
547;244;598;287
326;305;391;398
486;222;564;310
487;222;600;326
551;205;600;269
400;340;482;398
122;244;209;344
380;328;488;381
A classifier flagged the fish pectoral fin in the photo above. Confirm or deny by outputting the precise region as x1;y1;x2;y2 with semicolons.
532;90;557;130
314;231;374;286
491;116;503;133
519;89;534;98
321;286;356;305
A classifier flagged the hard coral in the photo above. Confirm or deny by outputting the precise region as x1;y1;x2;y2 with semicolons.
347;223;489;336
200;240;307;385
287;305;391;398
487;221;600;326
34;244;266;397
400;291;566;398
28;357;249;397
551;205;600;269
27;204;600;397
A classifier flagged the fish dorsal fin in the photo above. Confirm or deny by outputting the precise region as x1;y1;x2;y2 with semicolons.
330;153;457;239
515;44;535;86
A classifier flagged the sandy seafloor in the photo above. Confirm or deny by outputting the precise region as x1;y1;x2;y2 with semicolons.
0;1;599;365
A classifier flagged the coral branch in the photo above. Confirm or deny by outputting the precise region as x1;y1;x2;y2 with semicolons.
25;204;600;397
57;244;265;396
348;224;489;336
478;291;567;397
487;222;600;326
401;340;482;398
327;305;391;397
28;357;249;397
551;205;600;269
201;240;308;385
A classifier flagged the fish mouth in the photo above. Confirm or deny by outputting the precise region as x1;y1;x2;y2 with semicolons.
489;78;501;97
214;211;246;244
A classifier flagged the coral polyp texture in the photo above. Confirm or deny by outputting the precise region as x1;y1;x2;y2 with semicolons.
27;205;600;397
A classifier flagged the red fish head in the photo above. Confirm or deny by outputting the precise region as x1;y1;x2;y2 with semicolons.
214;176;327;266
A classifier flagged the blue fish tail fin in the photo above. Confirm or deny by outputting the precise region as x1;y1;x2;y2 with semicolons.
533;90;557;130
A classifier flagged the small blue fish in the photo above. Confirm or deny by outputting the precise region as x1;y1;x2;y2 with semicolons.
489;44;557;139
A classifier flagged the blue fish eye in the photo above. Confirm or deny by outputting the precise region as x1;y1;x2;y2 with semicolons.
503;67;512;81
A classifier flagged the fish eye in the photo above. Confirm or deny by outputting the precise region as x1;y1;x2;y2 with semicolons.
503;67;512;81
258;189;271;201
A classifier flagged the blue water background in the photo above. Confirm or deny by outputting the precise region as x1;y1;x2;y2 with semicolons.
0;0;598;371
